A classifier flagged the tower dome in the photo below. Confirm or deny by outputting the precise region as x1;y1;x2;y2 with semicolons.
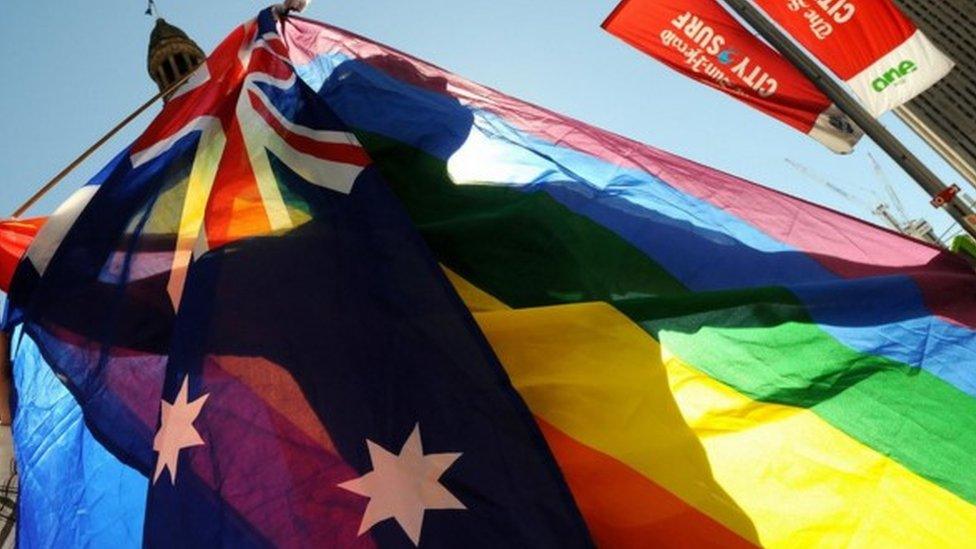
147;18;205;99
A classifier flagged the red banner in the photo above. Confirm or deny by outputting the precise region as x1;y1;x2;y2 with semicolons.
752;0;954;116
603;0;862;153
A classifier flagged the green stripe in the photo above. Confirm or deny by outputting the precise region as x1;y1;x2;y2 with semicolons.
359;132;976;504
360;133;688;304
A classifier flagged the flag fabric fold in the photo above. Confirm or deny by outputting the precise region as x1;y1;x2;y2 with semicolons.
6;6;976;549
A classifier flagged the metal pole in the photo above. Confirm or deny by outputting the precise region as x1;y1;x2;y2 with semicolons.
721;0;976;241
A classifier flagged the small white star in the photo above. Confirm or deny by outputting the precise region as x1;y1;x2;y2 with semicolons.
338;424;465;546
152;376;209;485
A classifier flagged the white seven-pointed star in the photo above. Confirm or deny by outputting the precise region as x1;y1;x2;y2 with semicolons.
338;424;465;546
152;376;209;485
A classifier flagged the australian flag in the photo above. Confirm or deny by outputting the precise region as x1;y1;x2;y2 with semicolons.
6;8;590;547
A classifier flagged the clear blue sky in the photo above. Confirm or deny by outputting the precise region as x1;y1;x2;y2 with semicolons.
0;0;968;241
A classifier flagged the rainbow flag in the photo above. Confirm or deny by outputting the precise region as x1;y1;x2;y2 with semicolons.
281;14;976;548
4;8;976;547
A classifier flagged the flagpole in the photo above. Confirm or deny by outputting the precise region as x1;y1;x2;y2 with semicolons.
9;70;194;219
721;0;976;242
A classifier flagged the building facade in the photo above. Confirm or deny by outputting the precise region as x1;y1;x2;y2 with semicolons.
891;0;976;189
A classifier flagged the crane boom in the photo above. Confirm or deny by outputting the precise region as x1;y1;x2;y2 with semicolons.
868;153;910;221
785;159;873;213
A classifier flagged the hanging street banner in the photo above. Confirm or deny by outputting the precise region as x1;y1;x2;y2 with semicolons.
603;0;863;153
752;0;955;116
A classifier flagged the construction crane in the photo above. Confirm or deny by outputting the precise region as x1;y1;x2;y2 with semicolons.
785;158;943;245
865;153;943;246
872;204;905;233
784;159;895;229
868;153;911;221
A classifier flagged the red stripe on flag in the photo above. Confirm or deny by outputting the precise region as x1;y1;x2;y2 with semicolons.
247;90;372;167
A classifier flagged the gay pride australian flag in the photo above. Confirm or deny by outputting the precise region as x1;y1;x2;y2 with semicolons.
5;7;976;548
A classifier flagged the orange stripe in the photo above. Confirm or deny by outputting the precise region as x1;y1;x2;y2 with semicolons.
536;418;754;549
205;119;272;247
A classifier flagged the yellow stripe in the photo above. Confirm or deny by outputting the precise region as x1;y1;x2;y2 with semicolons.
472;302;976;548
441;267;510;312
241;101;294;232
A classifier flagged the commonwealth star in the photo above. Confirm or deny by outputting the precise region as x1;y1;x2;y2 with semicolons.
338;424;465;545
152;376;209;485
